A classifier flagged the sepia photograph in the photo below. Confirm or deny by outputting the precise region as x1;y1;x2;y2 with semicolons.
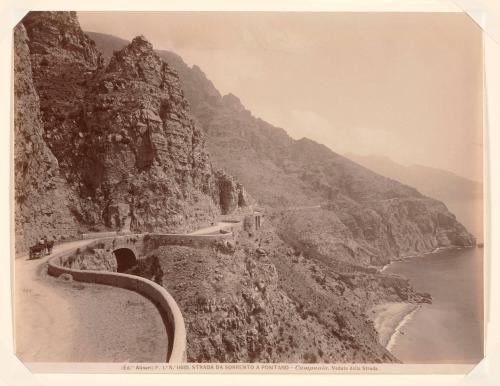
11;8;486;375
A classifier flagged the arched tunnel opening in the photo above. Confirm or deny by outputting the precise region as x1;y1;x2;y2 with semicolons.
113;248;137;273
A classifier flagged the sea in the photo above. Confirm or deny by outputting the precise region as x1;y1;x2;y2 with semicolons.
384;246;484;364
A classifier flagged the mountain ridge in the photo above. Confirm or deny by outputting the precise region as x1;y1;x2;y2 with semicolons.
87;30;475;268
345;153;482;199
346;153;483;239
14;13;249;251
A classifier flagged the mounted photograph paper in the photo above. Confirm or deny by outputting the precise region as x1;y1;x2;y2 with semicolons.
11;9;486;375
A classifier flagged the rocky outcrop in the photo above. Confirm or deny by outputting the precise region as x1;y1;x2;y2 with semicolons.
62;247;118;271
129;232;402;363
22;11;102;177
277;196;473;268
83;34;475;265
79;34;223;233
273;139;474;266
13;23;79;252
142;51;475;267
15;12;248;250
215;170;251;214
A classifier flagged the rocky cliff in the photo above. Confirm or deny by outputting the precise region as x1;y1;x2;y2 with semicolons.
345;153;484;240
14;12;248;252
126;221;426;363
166;57;475;267
89;33;473;267
14;23;79;252
87;31;474;268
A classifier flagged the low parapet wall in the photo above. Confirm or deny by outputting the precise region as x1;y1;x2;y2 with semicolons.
45;230;236;362
81;231;118;239
47;248;187;363
144;232;234;250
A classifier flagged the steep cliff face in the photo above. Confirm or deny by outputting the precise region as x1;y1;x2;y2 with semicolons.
88;31;475;267
275;139;474;266
14;23;79;252
127;222;419;363
22;12;102;177
14;12;248;250
156;52;475;267
345;153;484;240
78;35;224;232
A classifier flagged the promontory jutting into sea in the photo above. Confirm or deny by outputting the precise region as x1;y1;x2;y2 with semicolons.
13;11;484;371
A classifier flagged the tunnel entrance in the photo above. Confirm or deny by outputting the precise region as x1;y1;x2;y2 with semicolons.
113;248;137;272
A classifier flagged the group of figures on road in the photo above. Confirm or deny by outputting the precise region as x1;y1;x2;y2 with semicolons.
29;236;54;260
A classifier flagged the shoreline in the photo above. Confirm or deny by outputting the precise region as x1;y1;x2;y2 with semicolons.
378;245;472;273
368;302;421;350
386;305;421;352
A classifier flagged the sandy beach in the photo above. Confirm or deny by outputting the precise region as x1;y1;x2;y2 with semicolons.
384;247;484;364
368;302;420;349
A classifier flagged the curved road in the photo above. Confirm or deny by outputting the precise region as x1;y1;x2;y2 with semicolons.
15;239;168;362
188;221;237;235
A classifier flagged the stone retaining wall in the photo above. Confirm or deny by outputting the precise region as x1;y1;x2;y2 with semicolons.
47;247;187;363
46;230;237;362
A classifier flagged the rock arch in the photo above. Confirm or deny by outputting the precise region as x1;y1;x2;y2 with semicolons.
113;248;137;272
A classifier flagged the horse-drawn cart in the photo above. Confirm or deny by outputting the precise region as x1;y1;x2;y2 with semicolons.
29;240;54;260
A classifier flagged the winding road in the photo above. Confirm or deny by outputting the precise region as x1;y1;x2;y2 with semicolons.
14;239;168;362
14;218;245;362
188;221;237;235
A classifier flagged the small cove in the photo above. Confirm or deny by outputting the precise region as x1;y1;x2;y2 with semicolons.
384;247;484;364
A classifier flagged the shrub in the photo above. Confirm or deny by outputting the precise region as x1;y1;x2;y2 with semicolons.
303;352;318;363
243;215;254;232
196;294;208;306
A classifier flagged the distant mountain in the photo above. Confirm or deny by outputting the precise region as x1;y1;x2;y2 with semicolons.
345;154;482;201
87;31;475;266
346;154;483;239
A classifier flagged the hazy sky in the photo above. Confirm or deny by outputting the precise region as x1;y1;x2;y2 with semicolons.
78;12;483;182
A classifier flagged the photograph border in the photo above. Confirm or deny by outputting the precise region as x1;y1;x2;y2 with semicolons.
1;0;499;385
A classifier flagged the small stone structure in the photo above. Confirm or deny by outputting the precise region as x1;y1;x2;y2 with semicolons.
242;211;264;232
254;211;263;230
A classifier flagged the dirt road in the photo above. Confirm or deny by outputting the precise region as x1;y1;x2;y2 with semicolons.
14;239;168;362
188;221;238;235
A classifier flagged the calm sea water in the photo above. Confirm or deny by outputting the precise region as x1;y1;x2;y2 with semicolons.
384;246;484;364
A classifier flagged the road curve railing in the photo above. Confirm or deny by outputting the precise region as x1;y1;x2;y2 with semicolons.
47;245;187;363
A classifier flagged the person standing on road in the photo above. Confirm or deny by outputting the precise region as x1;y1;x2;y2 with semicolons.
38;235;47;255
46;235;54;254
